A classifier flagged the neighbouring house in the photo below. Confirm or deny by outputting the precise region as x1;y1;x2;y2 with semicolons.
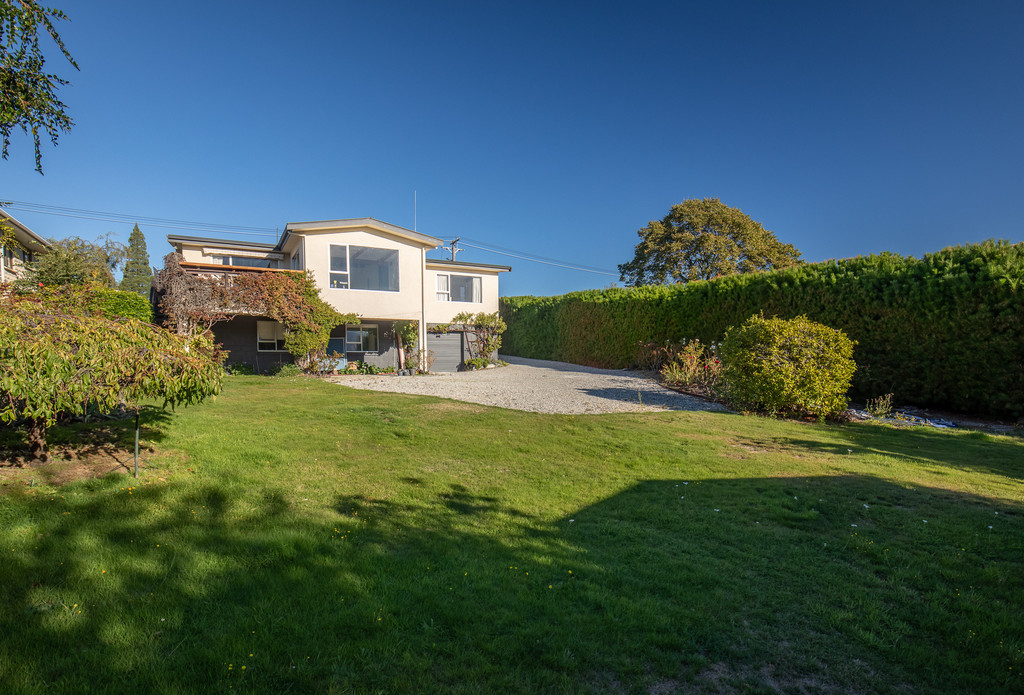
0;209;48;284
162;217;510;372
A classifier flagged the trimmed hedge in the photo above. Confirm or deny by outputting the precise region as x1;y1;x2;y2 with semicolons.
500;240;1024;417
89;287;154;323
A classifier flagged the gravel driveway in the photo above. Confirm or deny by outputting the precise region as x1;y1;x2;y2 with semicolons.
326;355;727;415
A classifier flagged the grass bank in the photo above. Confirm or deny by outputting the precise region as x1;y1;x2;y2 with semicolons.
1;376;1022;693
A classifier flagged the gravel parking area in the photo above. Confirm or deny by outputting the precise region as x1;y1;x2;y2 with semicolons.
326;355;728;415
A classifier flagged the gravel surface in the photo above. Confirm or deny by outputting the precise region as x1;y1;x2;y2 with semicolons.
326;355;728;415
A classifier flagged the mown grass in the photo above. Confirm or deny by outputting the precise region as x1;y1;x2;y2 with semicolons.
1;375;1022;694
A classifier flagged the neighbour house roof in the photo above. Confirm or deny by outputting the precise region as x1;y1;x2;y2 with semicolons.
166;235;279;254
1;208;49;251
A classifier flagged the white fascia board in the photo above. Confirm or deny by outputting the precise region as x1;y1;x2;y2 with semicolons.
284;217;442;249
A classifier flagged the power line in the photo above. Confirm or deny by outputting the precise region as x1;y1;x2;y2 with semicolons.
457;236;618;274
453;240;619;276
4;200;279;237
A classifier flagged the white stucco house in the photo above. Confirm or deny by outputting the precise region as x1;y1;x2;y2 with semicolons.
165;217;510;372
1;209;48;284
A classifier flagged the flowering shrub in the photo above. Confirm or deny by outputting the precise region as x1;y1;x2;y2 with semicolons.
720;314;855;419
658;339;722;397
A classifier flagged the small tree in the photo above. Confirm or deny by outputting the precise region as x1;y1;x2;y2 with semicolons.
390;320;419;370
119;224;152;295
0;288;223;463
619;198;802;286
16;235;124;288
432;312;507;366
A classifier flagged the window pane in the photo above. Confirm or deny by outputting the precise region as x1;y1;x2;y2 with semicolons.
450;275;482;302
436;293;449;301
436;274;449;292
330;273;349;289
258;321;286;351
350;246;399;291
345;326;378;352
330;245;348;272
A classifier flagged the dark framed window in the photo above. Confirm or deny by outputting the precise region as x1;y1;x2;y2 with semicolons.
345;325;379;353
257;320;287;351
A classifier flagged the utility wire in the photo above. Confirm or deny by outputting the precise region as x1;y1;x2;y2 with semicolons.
4;200;279;237
457;236;617;275
452;240;619;276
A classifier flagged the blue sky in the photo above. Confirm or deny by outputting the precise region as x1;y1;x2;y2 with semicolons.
2;0;1022;297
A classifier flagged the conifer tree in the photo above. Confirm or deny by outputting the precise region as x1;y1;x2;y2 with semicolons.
119;224;152;295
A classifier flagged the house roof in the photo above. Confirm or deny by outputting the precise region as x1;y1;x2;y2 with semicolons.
166;235;279;253
281;217;442;249
0;208;49;250
425;258;512;273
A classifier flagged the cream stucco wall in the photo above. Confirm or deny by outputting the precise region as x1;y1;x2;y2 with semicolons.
299;229;428;320
424;266;502;323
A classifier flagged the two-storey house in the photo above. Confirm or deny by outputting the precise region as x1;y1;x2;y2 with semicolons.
166;217;509;372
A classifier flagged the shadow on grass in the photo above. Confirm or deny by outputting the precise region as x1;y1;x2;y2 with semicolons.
1;474;1021;694
751;420;1024;480
0;406;174;472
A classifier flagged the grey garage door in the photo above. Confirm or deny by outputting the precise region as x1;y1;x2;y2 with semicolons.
428;332;464;372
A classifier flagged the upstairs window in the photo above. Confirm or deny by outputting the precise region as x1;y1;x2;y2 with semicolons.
213;255;277;268
330;244;348;288
436;274;481;302
330;245;399;291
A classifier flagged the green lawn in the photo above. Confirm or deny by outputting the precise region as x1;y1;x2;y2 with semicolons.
2;376;1022;694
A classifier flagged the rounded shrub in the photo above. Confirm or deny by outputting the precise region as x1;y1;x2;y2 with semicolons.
720;314;856;419
269;363;301;378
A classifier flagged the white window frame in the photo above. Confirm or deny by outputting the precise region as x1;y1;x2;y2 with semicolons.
436;273;450;301
436;273;482;303
329;245;400;292
329;244;349;289
345;324;379;353
257;320;287;352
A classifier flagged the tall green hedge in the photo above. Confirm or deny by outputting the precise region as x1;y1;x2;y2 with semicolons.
90;287;154;322
500;240;1024;417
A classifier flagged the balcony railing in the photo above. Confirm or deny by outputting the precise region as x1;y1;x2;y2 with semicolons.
178;261;301;280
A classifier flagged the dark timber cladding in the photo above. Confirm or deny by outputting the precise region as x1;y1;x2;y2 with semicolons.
428;332;464;372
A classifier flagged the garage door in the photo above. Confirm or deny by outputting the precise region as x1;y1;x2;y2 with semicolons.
428;332;464;372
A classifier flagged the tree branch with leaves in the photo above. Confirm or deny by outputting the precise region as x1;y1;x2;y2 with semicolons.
0;0;78;173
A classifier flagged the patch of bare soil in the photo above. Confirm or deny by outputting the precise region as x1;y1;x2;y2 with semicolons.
0;444;138;488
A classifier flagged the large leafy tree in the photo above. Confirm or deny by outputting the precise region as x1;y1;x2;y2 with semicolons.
618;198;802;286
119;224;152;295
15;234;124;288
0;0;78;173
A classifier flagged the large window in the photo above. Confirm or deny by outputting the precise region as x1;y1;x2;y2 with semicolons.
213;255;278;268
436;274;481;303
346;325;378;353
329;244;348;288
330;245;399;291
257;320;287;351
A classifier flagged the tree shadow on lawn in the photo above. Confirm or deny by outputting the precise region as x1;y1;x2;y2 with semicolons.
1;474;1021;694
750;420;1024;481
0;406;174;477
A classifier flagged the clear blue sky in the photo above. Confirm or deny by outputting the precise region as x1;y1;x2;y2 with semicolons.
2;0;1022;297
